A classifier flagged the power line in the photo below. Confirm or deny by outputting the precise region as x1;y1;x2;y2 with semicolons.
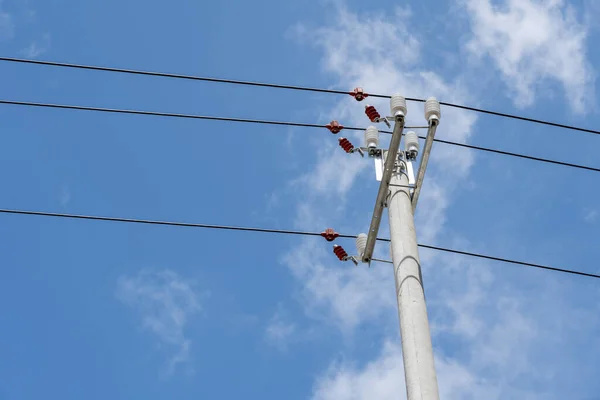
2;99;598;174
0;99;328;129
418;244;600;280
0;208;357;238
2;56;599;136
1;207;598;280
0;57;356;97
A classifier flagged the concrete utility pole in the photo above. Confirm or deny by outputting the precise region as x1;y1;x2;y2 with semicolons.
388;155;440;400
326;92;441;399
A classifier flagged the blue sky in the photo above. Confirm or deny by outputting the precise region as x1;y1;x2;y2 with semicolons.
1;0;600;399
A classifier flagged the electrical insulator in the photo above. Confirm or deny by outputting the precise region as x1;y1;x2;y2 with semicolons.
326;120;344;134
365;105;381;122
350;87;368;102
365;126;379;148
333;245;349;261
356;233;367;258
424;97;441;122
404;131;419;161
338;137;354;153
390;94;407;118
320;228;340;242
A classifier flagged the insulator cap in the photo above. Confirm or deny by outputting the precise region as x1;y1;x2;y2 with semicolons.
320;228;340;242
390;94;407;117
333;245;349;261
365;105;381;122
365;126;379;148
404;131;419;153
350;87;368;102
356;233;367;258
425;97;441;122
338;137;354;153
326;120;344;134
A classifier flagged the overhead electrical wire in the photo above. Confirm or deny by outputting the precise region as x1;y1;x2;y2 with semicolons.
1;99;598;174
1;56;598;136
417;244;600;280
1;207;598;280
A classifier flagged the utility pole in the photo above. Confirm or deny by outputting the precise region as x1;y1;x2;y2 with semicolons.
388;152;439;400
324;92;441;400
387;96;440;400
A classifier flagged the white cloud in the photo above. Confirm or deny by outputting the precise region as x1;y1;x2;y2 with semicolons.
584;209;598;223
265;304;296;350
21;34;50;58
116;270;202;374
463;0;593;112
283;239;395;333
309;252;600;399
312;339;502;400
282;1;599;399
0;7;14;40
60;185;71;208
312;341;405;400
286;1;476;335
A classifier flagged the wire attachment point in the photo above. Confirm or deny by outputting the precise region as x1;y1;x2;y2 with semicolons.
350;87;369;102
321;228;340;242
326;120;344;134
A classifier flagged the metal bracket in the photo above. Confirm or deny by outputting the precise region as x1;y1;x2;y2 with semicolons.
411;119;438;211
374;154;384;182
406;159;416;198
361;117;405;263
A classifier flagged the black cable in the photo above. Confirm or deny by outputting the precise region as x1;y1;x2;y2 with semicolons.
430;137;600;173
2;99;599;174
437;101;600;136
2;56;598;136
0;207;597;280
0;56;359;98
419;244;600;280
0;99;330;130
0;208;353;240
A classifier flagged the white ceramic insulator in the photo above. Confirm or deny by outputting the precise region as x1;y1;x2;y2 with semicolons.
404;131;419;153
356;233;368;258
425;97;441;121
390;94;407;117
365;126;379;148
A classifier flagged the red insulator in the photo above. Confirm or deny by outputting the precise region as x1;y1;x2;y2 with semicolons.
333;245;349;261
321;228;340;242
350;87;368;102
365;105;381;122
338;137;354;153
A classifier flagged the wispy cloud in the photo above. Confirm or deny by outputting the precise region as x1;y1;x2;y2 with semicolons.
310;251;600;399
0;6;14;41
21;33;50;58
116;270;203;375
265;304;296;351
60;185;71;208
283;1;599;399
584;209;598;223
283;239;395;333
312;339;501;400
285;2;477;334
463;0;594;112
312;341;405;400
